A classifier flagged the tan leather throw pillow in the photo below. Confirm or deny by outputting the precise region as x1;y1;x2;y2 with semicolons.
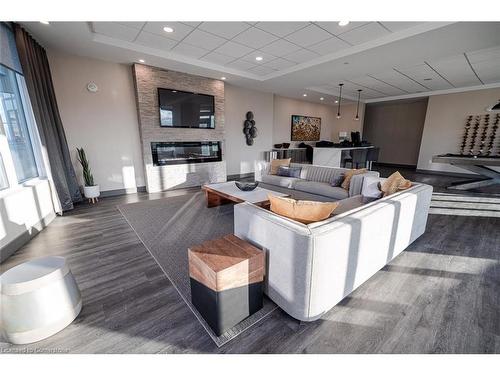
341;168;368;190
268;195;339;224
380;171;412;197
269;158;291;175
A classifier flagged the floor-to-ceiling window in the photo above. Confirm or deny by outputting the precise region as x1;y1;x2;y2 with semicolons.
0;64;39;182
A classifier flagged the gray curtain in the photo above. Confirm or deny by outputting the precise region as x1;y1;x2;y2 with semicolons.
14;23;82;211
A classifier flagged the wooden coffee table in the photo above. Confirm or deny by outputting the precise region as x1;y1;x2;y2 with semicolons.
202;181;289;208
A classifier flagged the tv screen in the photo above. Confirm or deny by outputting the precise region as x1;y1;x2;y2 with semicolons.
158;88;215;129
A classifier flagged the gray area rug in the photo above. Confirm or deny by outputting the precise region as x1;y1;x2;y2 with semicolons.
117;191;277;347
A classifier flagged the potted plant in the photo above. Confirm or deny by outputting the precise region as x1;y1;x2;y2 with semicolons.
77;147;100;203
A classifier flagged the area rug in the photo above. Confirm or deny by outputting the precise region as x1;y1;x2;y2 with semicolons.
117;191;277;347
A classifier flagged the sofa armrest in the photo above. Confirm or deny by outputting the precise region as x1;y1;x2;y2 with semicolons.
254;160;270;182
349;171;380;197
233;202;314;321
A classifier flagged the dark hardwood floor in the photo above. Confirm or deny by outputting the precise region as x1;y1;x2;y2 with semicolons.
1;169;499;353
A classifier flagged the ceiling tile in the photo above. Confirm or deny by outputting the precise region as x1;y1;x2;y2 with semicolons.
198;22;251;39
249;65;277;76
466;46;500;64
472;59;500;84
283;49;320;64
241;51;277;64
396;63;454;90
181;22;202;27
142;22;194;41
182;29;226;50
314;22;369;36
225;59;257;70
260;39;302;57
117;22;146;30
285;24;332;47
232;27;279;49
200;51;236;65
213;41;254;58
338;22;390;45
171;42;210;59
308;37;350;55
254;22;309;37
427;55;482;87
263;58;297;70
370;70;428;93
92;22;141;42
135;31;178;51
347;76;407;96
379;22;423;32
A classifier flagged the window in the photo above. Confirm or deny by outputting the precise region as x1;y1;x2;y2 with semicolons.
0;64;38;182
0;154;8;190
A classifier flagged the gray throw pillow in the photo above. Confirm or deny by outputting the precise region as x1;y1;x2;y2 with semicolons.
331;173;345;187
277;166;301;178
361;176;383;199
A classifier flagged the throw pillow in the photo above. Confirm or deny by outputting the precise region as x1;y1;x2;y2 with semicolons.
341;168;368;190
268;195;339;224
277;166;302;178
331;172;345;187
380;171;412;196
361;176;383;199
269;158;291;175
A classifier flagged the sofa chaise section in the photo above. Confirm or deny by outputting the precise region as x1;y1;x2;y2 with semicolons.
234;182;433;321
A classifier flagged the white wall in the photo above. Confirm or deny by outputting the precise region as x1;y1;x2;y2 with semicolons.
47;50;145;193
273;95;364;146
224;84;274;175
417;87;500;174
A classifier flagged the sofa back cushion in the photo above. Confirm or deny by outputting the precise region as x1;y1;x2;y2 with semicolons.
291;163;345;184
268;195;339;224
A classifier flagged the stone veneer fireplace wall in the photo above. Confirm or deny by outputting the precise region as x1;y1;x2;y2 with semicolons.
132;64;226;192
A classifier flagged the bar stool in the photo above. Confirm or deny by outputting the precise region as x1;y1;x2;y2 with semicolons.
344;149;368;169
366;147;380;170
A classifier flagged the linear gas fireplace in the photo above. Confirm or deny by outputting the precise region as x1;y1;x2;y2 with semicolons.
151;141;222;166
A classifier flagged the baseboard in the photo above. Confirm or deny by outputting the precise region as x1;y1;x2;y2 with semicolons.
415;169;478;179
99;186;147;198
227;172;255;181
0;211;56;263
373;162;417;169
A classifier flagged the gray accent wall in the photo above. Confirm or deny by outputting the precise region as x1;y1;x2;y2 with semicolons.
363;98;428;166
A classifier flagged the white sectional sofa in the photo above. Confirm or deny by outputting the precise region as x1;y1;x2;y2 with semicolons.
234;169;433;321
254;161;379;201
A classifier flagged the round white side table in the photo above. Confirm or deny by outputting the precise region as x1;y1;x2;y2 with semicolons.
0;256;82;344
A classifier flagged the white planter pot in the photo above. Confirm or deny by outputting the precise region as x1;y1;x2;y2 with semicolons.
83;185;100;199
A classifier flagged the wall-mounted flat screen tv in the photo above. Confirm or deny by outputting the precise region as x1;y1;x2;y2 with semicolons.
158;88;215;129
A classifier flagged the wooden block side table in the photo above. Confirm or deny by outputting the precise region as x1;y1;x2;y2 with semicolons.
188;234;264;336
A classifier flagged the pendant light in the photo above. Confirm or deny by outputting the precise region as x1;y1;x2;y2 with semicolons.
355;89;362;121
336;83;344;119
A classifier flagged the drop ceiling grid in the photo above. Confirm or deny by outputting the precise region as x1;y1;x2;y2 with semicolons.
91;21;422;75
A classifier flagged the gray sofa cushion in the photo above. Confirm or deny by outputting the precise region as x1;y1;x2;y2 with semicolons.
261;174;300;188
294;181;348;200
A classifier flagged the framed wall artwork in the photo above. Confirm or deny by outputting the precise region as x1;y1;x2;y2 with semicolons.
290;115;321;141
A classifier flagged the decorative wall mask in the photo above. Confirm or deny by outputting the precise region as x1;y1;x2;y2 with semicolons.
243;111;257;146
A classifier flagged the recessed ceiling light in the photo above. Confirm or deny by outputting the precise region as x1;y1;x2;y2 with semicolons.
172;90;177;93
338;21;350;27
40;21;50;25
303;93;307;97
255;56;263;61
139;59;145;63
163;26;174;33
221;77;226;80
335;100;339;103
320;97;324;101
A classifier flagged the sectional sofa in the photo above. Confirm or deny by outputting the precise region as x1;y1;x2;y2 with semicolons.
234;162;433;321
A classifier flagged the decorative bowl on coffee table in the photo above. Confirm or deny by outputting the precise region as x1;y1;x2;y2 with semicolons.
235;181;259;191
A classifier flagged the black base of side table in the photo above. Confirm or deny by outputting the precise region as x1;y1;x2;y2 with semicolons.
190;278;263;336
